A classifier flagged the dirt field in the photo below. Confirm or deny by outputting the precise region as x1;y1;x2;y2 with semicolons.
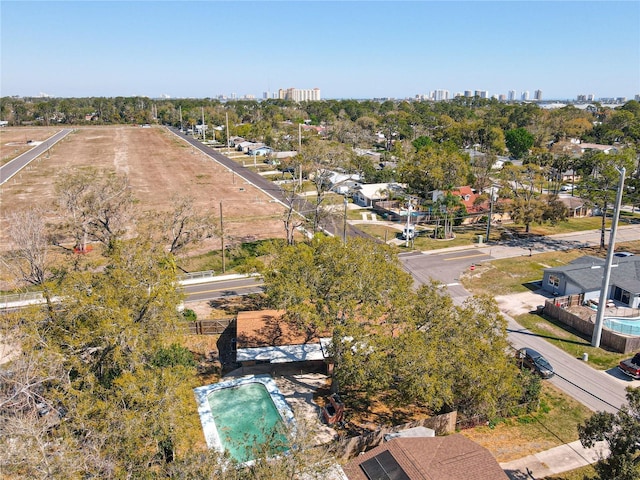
0;126;285;252
0;127;61;166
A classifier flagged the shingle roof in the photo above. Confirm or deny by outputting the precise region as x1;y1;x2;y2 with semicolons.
236;310;309;348
546;256;640;293
342;434;508;480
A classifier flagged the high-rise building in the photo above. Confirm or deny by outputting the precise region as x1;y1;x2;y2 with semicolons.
498;94;507;101
434;89;449;101
508;90;516;101
577;94;587;102
521;91;529;101
587;94;595;102
464;90;473;97
278;87;321;102
534;90;542;101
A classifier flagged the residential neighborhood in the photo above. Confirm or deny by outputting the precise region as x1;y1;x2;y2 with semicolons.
2;1;640;477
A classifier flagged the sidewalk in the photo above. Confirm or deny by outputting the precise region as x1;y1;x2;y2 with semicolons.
500;440;609;479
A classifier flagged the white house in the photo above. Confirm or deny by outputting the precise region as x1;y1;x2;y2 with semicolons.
352;182;404;207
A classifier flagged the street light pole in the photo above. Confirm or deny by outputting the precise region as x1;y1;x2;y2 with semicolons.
591;166;626;348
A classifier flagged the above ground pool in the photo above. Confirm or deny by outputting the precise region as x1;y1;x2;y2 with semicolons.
604;317;640;336
194;375;295;464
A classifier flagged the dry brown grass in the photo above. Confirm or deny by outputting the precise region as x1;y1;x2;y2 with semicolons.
1;127;61;165
0;125;286;253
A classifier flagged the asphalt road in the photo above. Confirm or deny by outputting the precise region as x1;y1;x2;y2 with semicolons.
0;128;73;184
182;276;264;302
400;226;640;413
166;127;372;240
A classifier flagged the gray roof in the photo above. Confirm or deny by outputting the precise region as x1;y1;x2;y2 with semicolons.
546;256;640;293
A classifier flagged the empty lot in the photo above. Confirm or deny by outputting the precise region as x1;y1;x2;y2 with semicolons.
0;126;285;252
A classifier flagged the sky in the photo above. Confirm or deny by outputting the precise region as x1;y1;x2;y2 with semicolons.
1;1;639;101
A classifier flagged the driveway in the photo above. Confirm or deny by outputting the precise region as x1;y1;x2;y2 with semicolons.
495;289;552;317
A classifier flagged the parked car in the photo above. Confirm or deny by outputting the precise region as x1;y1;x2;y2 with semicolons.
618;352;640;379
614;251;634;257
517;347;555;379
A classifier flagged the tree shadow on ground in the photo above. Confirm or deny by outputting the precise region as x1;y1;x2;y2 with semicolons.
208;293;268;315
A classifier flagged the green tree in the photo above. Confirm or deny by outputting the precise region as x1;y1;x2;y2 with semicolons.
0;239;203;478
262;238;523;417
578;387;640;480
262;237;414;391
501;164;547;232
399;142;471;196
575;150;636;249
505;127;535;159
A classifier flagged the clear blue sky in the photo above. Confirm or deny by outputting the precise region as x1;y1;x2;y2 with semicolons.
2;1;639;100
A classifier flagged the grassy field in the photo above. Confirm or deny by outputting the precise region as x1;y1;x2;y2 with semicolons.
461;240;640;296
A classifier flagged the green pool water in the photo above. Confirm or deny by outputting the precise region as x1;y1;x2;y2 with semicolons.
208;382;288;463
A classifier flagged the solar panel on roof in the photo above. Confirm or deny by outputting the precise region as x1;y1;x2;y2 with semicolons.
360;450;410;480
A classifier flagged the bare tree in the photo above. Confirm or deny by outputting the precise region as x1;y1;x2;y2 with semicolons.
280;171;307;245
157;195;217;255
2;208;51;286
55;167;134;252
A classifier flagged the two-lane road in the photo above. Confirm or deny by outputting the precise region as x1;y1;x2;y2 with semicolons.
0;129;73;184
400;244;637;413
166;127;372;240
182;276;264;302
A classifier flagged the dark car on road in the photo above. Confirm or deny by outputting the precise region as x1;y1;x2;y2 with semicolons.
517;347;555;379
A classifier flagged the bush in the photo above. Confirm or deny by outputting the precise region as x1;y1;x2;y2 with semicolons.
182;308;197;322
151;344;196;368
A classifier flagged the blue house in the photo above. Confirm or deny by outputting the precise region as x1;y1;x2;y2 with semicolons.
542;255;640;308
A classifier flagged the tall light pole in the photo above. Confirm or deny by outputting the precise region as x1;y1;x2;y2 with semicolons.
592;166;626;348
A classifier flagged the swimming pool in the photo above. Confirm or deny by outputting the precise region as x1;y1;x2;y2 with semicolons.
604;316;640;336
193;375;295;463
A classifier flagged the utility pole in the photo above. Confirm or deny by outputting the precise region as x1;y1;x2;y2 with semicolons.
220;202;226;273
486;186;496;243
298;123;302;152
405;202;413;248
201;107;205;141
592;166;626;348
343;197;348;245
179;105;183;132
226;112;230;150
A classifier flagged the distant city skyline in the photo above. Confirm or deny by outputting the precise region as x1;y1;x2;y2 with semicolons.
2;1;639;100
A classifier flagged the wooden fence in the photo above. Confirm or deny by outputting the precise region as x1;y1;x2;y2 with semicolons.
182;318;235;335
544;299;640;353
335;411;457;461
